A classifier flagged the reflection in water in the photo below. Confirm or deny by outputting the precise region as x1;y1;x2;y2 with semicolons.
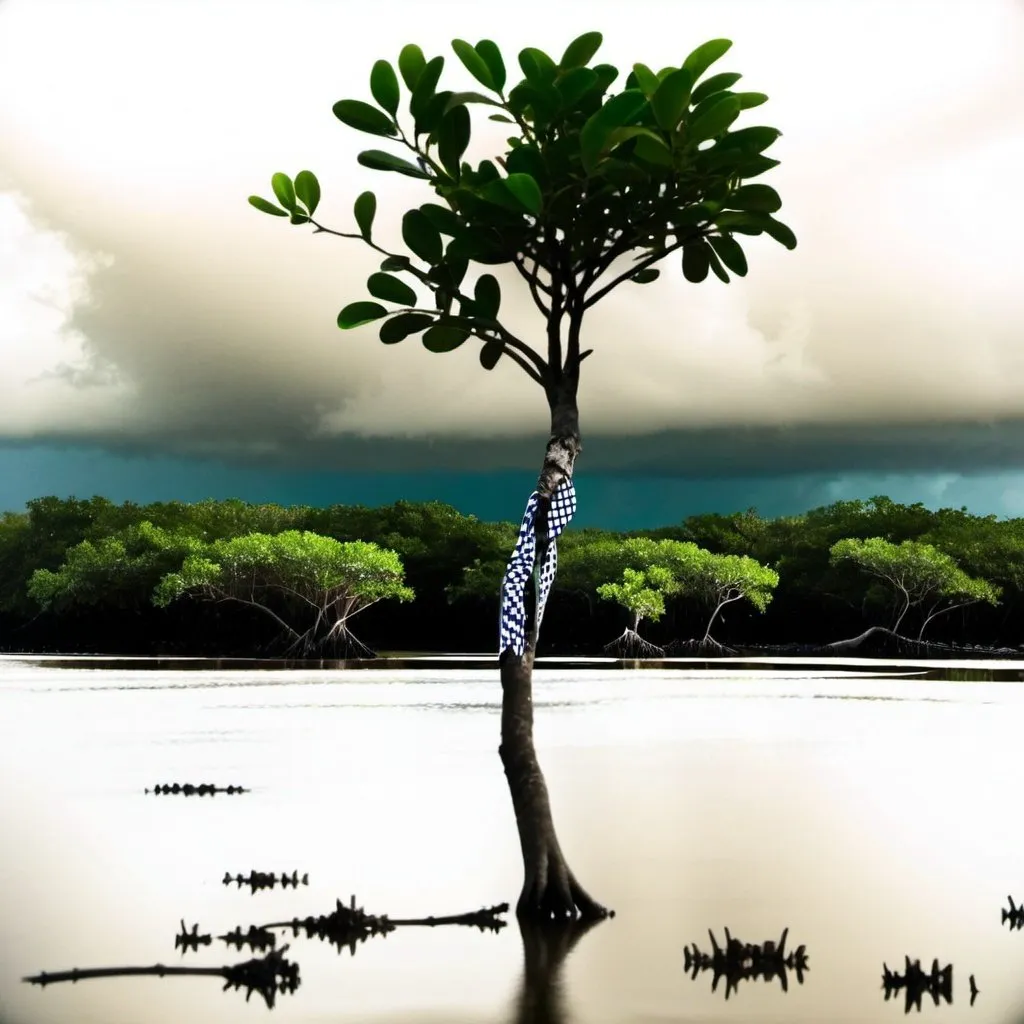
23;946;301;1009
1003;895;1024;931
881;957;953;1013
683;927;808;998
174;920;211;953
222;870;309;892
512;916;604;1024
25;895;508;1010
146;783;248;795
220;924;278;953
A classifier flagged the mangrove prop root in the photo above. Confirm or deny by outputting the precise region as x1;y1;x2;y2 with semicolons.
602;628;664;658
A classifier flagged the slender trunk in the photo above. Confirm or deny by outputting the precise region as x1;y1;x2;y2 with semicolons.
918;600;976;641
891;589;911;634
632;610;641;631
499;385;608;921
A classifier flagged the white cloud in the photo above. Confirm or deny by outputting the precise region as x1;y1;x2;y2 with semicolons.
0;192;131;433
0;0;1021;451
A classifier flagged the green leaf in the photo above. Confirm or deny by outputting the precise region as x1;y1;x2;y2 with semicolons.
370;60;400;115
505;144;547;183
271;173;297;212
379;312;434;344
682;242;711;283
367;272;417;306
489;113;515;123
737;155;780;178
422;323;470;352
727;183;782;213
761;215;797;250
715;125;782;154
338;302;389;329
687;96;741;143
332;99;397;137
631;63;660;98
705;246;731;283
708;234;748;276
474;274;500;319
420;203;463;235
451;39;495;89
712;211;766;235
294;170;320;216
398;44;427;91
651;68;693;129
289;212;309;225
444;91;501;113
736;91;768;110
437;104;471;179
556;67;598;107
559;31;603;69
402;209;443;264
503;172;543;215
410;55;445;126
357;150;432;180
580;89;648;172
682;39;733;84
518;47;558;86
475;39;506;92
380;255;411;272
248;196;288;217
690;72;742;106
354;191;376;238
479;340;504;370
631;268;660;284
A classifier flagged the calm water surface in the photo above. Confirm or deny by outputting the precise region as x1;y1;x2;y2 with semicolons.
3;657;1024;1024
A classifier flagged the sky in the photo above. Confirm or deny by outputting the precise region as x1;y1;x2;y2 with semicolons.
1;0;1023;528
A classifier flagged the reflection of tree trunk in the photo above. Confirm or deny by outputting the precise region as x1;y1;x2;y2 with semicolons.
511;917;604;1024
499;389;606;921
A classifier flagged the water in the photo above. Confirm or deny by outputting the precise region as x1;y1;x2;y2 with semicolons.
3;656;1024;1023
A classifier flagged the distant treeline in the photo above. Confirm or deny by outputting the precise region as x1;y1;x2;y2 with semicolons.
1;494;1022;656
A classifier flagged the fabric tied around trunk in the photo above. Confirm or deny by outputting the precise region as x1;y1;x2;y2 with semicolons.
499;478;577;658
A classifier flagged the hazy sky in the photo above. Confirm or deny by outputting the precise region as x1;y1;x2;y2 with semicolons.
1;0;1023;521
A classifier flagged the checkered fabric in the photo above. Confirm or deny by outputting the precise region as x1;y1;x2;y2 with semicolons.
499;478;577;658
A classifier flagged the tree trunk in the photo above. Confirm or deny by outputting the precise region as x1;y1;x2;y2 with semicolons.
498;387;609;921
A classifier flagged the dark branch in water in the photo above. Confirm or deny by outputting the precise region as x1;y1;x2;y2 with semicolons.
146;783;248;796
257;894;508;954
223;870;309;892
23;947;300;1009
174;920;211;954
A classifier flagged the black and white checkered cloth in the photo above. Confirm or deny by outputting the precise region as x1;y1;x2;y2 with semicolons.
499;478;577;658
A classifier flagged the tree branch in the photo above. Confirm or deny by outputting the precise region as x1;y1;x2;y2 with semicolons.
512;254;552;316
583;237;688;309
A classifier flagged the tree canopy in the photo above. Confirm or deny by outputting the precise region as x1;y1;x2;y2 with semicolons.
829;536;1000;639
249;32;795;391
29;523;413;656
4;493;1024;656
